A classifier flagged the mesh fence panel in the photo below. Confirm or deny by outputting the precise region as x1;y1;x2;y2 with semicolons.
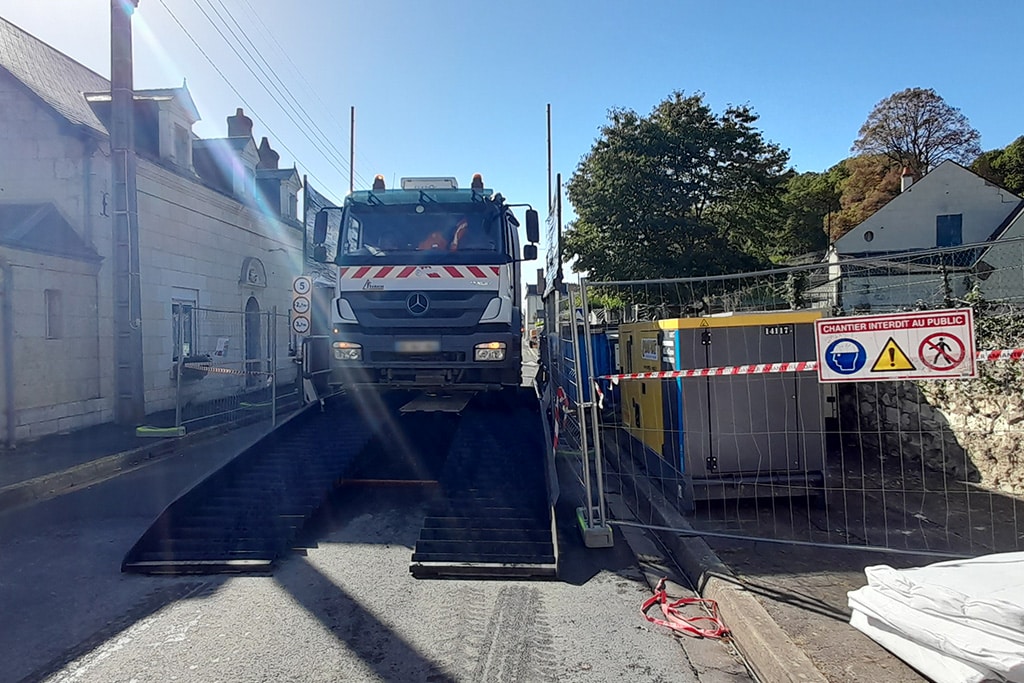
549;236;1024;557
175;307;297;431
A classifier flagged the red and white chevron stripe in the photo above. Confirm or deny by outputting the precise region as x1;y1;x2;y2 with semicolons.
339;265;501;280
599;349;1024;382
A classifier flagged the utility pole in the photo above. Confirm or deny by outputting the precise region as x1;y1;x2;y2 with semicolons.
349;106;355;194
110;0;146;423
546;104;552;212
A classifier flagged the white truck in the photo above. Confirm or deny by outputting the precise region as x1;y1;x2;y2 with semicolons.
311;174;539;392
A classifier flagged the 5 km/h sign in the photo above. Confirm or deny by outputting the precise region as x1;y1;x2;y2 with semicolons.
815;308;976;383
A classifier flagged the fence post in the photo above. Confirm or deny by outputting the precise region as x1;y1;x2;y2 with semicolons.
567;285;597;533
580;278;610;535
174;309;184;428
270;306;278;428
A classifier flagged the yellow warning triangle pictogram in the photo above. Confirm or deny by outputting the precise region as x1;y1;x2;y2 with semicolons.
699;319;710;328
870;337;916;372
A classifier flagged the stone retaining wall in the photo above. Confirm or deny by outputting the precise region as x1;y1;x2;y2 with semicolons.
839;372;1024;495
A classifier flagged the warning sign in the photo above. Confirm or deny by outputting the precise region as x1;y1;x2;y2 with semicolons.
870;338;916;373
919;333;966;371
815;308;975;383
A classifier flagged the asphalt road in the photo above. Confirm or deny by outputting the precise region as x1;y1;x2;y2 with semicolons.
0;378;749;683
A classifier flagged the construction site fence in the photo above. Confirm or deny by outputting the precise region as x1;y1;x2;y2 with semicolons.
542;236;1024;558
174;307;303;433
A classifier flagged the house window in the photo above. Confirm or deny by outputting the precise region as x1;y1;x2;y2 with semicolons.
288;192;298;219
44;289;62;339
936;214;963;247
172;299;196;360
174;124;190;168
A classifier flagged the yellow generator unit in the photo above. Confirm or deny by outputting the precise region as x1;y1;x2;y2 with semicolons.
618;321;668;467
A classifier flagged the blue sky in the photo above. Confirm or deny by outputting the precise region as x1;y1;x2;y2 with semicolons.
5;1;1024;285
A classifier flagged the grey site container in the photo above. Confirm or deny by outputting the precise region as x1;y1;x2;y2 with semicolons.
662;311;831;506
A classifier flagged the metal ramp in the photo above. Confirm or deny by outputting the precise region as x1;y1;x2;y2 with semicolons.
122;401;372;574
411;391;558;578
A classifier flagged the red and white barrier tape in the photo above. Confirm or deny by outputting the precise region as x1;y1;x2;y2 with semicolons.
641;578;729;639
599;349;1024;382
977;348;1024;362
183;362;269;378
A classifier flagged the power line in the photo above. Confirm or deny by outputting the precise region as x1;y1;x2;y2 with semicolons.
200;0;359;184
187;0;354;187
233;0;374;189
154;0;344;204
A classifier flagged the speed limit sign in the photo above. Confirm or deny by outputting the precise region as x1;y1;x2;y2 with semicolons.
292;276;312;335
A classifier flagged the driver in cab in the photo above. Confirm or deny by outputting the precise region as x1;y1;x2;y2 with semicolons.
417;216;469;251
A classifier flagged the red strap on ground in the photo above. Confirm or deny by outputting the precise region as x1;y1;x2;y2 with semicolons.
641;578;729;639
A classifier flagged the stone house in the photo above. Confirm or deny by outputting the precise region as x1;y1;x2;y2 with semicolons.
822;161;1024;312
0;17;304;443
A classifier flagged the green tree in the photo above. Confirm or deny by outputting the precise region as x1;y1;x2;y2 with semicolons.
564;92;789;282
852;88;981;180
777;165;846;256
972;136;1024;195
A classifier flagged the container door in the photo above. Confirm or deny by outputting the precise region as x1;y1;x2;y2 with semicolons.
676;327;711;477
706;324;798;474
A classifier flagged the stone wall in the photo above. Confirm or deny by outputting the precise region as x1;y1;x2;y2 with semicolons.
839;373;1024;495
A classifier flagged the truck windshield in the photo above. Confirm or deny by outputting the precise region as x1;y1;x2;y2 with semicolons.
337;203;503;261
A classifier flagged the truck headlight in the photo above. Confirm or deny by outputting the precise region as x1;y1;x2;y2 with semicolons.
332;341;362;361
474;342;506;362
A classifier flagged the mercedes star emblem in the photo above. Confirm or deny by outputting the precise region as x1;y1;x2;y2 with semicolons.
406;292;429;316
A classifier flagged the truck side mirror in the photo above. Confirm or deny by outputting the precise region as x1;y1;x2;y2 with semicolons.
523;244;538;261
525;209;540;244
313;244;327;263
313;210;328;245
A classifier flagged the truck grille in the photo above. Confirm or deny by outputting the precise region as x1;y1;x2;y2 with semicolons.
344;291;494;329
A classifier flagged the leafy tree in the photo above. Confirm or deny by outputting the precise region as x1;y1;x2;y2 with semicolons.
564;92;789;282
972;136;1024;195
852;87;981;180
776;166;845;256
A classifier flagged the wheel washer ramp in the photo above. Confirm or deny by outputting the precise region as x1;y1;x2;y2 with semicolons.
411;392;558;579
122;403;372;574
123;390;557;578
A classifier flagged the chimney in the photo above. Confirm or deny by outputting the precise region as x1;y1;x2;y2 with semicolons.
227;107;253;138
901;166;914;192
257;137;279;170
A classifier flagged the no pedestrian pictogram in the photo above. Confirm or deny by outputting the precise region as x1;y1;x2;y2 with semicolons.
870;337;916;372
918;333;966;371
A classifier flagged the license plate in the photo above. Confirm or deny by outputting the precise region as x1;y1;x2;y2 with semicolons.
395;340;440;353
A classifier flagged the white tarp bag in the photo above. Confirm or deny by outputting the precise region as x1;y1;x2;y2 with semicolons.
849;552;1024;683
